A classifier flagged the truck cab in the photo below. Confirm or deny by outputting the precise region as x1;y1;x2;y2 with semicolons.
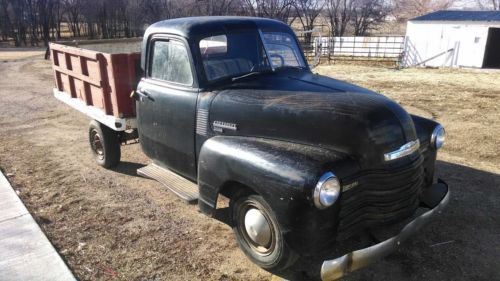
135;17;312;181
51;17;449;281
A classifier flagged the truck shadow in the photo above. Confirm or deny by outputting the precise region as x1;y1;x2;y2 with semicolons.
112;158;500;280
112;161;145;177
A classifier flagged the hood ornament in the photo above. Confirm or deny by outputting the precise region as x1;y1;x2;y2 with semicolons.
384;140;420;161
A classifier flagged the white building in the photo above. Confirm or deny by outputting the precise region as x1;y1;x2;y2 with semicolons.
404;10;500;68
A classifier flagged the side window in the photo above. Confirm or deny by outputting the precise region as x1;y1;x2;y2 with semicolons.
150;40;193;85
199;35;228;58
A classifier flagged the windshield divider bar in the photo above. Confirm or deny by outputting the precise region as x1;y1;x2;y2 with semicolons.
258;29;275;72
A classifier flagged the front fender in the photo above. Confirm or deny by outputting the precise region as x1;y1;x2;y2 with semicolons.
197;136;357;255
411;114;439;148
411;115;440;186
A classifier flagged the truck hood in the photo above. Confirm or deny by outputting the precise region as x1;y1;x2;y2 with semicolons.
208;71;418;168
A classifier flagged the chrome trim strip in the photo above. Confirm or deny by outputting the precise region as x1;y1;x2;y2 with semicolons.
320;185;450;281
384;140;420;161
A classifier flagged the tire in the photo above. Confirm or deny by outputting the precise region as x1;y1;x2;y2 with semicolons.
231;193;298;271
88;120;120;168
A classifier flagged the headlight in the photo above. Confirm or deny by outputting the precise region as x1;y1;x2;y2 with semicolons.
431;125;445;149
313;172;341;209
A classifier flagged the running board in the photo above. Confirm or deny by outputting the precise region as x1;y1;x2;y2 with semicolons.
137;164;199;204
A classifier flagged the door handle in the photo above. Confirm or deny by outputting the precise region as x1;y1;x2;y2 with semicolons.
134;88;153;101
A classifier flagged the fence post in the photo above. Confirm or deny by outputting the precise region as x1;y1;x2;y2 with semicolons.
398;36;409;69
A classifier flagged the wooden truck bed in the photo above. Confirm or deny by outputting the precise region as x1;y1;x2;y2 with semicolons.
49;39;141;131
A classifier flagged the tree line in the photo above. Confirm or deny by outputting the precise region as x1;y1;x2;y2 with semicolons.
0;0;466;47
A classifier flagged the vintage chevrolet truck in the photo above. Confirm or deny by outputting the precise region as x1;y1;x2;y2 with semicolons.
50;17;449;280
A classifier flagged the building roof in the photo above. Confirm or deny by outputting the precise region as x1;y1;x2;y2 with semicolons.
412;10;500;22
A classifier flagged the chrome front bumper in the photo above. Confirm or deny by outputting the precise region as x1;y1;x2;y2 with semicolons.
321;181;450;281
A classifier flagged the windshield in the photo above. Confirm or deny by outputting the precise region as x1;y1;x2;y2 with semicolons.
199;31;306;82
261;32;306;69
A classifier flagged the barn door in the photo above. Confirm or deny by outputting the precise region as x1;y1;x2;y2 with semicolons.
482;28;500;69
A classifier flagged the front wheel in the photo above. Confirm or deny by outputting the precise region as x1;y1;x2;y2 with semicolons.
231;194;298;271
88;120;120;168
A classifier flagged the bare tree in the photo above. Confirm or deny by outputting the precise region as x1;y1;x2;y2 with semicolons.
35;0;58;45
142;0;173;23
0;0;397;47
3;0;29;46
325;0;355;36
196;0;237;16
50;0;64;39
0;0;12;41
324;0;390;37
392;0;455;21
64;0;82;37
476;0;500;9
243;0;296;24
351;0;389;35
294;0;324;43
123;0;146;37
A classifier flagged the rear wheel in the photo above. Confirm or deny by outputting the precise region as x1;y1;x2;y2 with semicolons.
231;193;298;271
88;120;120;168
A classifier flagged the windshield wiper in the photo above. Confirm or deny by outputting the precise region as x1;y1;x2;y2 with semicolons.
231;70;270;82
276;65;308;71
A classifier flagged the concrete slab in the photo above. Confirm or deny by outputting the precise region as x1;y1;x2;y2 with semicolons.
0;181;29;222
0;172;75;281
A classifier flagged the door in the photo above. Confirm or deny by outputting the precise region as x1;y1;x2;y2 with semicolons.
136;37;198;180
483;28;500;68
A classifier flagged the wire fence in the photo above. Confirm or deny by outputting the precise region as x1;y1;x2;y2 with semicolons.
298;35;406;67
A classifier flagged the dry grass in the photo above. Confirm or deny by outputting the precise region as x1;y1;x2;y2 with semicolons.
316;63;500;173
0;52;499;281
0;47;45;61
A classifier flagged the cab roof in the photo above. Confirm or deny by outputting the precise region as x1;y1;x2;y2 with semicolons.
144;16;291;39
140;16;294;71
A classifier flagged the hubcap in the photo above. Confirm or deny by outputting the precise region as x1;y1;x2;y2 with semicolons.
244;208;272;248
90;130;104;160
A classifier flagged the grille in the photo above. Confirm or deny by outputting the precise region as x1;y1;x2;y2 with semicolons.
337;155;424;240
196;109;209;136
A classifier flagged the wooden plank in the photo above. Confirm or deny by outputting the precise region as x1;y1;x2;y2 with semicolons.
49;42;99;60
55;37;142;47
52;65;101;87
97;53;113;115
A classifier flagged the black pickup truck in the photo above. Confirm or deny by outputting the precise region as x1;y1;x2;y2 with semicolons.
51;16;449;280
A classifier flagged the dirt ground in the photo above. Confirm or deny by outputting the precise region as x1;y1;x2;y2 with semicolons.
0;50;499;281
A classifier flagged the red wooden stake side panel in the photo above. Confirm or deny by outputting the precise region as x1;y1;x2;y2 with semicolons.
49;43;140;118
108;53;141;118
